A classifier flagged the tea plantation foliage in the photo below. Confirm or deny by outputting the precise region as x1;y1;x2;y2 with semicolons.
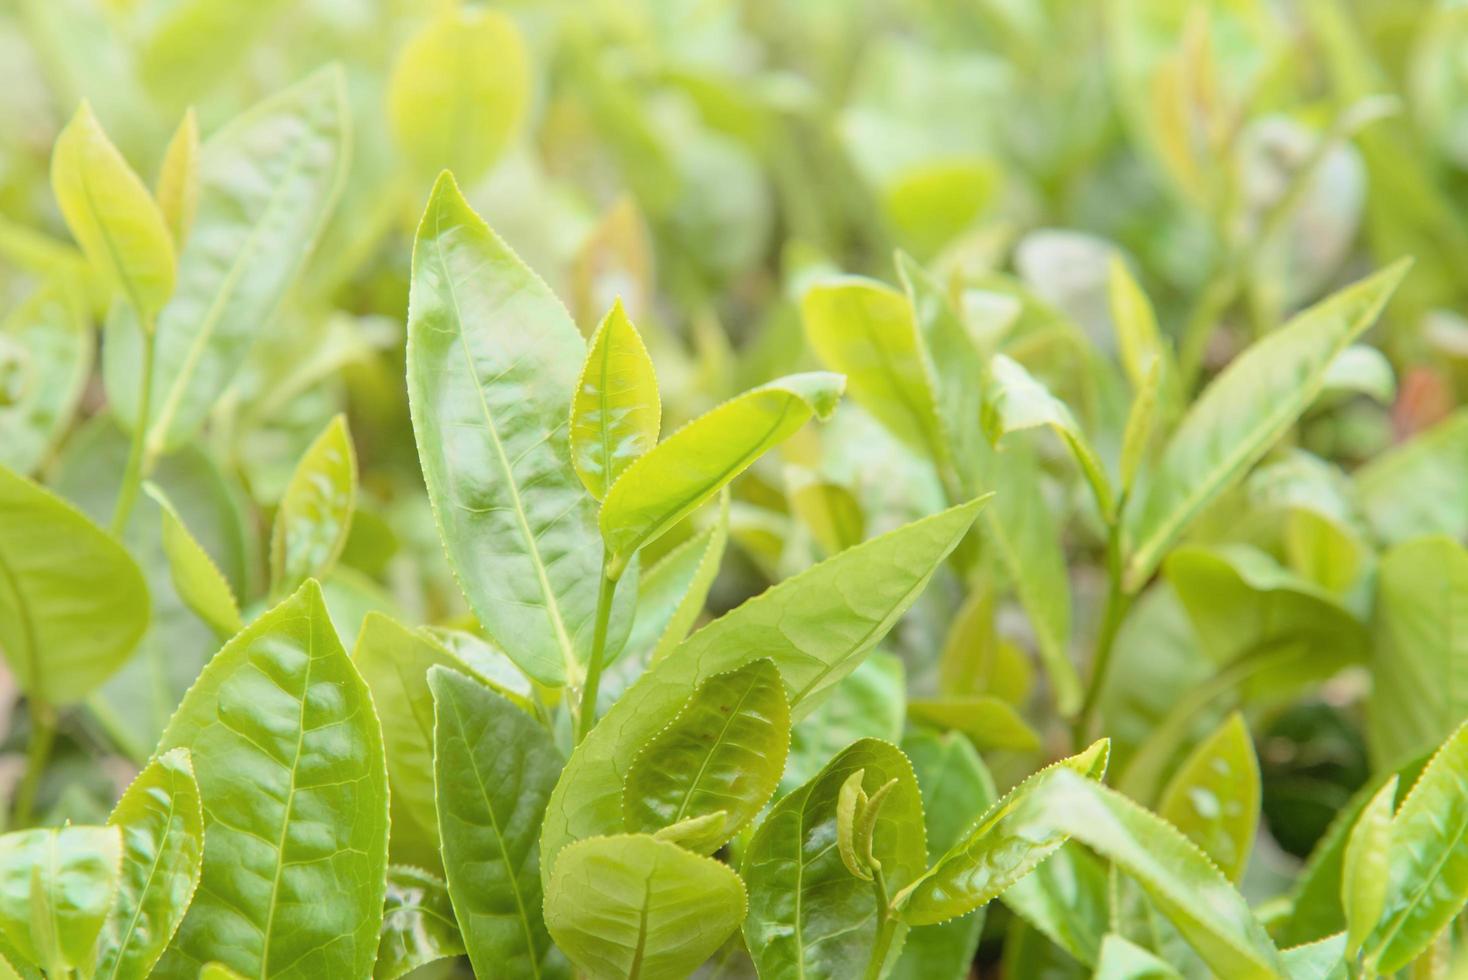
1;1;1468;978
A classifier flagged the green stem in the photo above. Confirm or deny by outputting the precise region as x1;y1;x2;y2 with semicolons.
13;702;56;828
576;554;619;745
1075;518;1131;746
863;867;897;980
109;316;156;535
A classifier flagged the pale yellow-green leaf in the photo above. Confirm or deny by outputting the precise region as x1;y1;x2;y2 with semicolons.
270;414;356;597
387;9;529;183
1157;713;1260;883
599;372;843;572
570;299;659;500
145;483;241;639
155;108;199;248
51;102;175;320
0;826;124;976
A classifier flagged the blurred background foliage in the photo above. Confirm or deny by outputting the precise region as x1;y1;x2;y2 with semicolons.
3;0;1468;963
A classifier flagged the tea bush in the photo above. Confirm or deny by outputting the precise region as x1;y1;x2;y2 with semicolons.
0;1;1467;978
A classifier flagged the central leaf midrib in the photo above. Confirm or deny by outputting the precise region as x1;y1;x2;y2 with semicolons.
433;205;576;679
671;673;764;824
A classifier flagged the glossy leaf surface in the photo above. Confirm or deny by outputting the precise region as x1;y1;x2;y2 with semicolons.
1342;777;1395;956
743;739;925;980
0;826;123;975
1362;721;1468;973
93;748;204;980
407;172;631;687
430;666;565;979
599;371;843;571
622;658;789;853
570;299;659;500
375;866;465;980
1157;713;1260;883
154;581;389;979
540;498;985;879
545;834;745;980
0;462;148;704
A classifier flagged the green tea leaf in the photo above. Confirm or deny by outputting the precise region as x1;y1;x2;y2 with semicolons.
1157;713;1260;883
1120;359;1161;494
104;66;350;454
1015;771;1284;978
50;101;175;319
1107;257;1169;396
907;695;1041;751
1369;536;1468;768
898;739;1110;925
154;580;389;978
1355;409;1468;546
743;739;925;980
407;171;632;688
1280;934;1348;980
0;826;123;976
1320;345;1394;405
622;658;789;853
1362;721;1468;973
801;277;947;463
0;462;148;704
785;652;905;792
545;834;745;980
387;8;529;184
376;866;465;980
0;287;92;475
1342;776;1395;956
789;478;865;554
570;299;660;501
429;665;564;979
599;371;843;572
640;501;727;667
1123;261;1409;590
540;499;985;879
269;414;356;597
984;353;1114;518
145;483;241;639
889;732;995;980
155;108;199;247
355;613;531;858
1094;933;1184;979
92;748;204;980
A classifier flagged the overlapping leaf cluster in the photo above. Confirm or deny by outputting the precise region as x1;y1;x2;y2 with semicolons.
4;1;1468;978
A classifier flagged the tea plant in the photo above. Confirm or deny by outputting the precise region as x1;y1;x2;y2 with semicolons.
3;1;1468;979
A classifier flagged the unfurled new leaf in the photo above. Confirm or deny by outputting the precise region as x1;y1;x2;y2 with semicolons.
154;109;199;247
743;740;925;980
541;499;985;879
51;102;175;319
599;371;843;572
570;300;659;500
546;834;746;980
622;658;790;853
